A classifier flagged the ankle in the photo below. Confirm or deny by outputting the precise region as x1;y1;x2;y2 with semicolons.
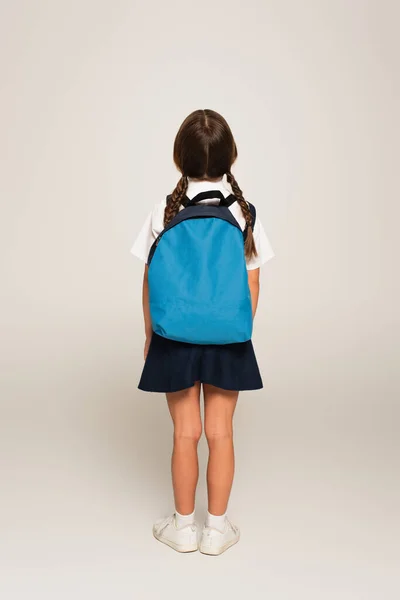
175;509;195;529
205;510;227;533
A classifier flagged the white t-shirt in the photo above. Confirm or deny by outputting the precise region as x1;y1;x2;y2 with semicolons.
130;178;275;270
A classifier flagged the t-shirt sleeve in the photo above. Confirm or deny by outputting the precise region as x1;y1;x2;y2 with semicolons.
130;202;165;263
246;216;275;270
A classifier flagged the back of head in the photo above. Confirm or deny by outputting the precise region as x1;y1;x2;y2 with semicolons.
173;109;237;179
166;109;257;259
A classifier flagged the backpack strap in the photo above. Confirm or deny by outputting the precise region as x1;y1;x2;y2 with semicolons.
248;202;256;230
244;202;256;241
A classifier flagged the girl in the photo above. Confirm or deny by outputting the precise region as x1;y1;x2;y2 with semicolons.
131;109;274;555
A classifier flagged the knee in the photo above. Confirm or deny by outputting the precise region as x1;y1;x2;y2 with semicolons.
173;423;202;445
205;424;233;446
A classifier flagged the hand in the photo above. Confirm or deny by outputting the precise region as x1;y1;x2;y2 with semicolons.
144;335;152;360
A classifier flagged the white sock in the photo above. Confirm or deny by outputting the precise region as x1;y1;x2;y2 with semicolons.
206;510;227;533
175;509;195;529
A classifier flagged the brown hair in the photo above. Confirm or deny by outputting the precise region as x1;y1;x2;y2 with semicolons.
164;109;257;258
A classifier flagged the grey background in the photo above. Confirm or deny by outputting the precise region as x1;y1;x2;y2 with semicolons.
1;1;399;598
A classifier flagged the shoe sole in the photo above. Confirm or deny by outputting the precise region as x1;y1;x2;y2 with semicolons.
153;531;198;553
199;533;240;556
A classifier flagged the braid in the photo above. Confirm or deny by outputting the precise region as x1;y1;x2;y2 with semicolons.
164;175;188;226
226;172;257;259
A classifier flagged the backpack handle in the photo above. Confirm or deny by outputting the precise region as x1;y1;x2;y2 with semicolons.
184;190;236;207
180;190;256;239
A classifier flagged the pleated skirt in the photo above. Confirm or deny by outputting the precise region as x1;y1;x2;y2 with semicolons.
138;332;263;393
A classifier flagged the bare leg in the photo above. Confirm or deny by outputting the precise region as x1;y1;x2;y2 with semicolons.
166;382;202;515
203;384;238;516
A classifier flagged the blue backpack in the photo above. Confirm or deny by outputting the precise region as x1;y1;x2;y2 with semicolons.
147;190;256;345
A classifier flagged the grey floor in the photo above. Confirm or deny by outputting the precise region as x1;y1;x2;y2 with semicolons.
1;342;397;600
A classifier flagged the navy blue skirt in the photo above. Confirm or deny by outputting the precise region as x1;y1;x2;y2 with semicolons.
138;333;263;393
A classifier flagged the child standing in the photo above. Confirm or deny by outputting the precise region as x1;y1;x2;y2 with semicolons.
131;109;274;555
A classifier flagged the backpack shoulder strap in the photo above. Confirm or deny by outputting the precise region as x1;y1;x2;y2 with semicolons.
248;202;256;231
243;202;256;241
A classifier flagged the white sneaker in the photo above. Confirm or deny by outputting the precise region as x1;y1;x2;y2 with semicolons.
199;517;240;555
153;514;198;553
